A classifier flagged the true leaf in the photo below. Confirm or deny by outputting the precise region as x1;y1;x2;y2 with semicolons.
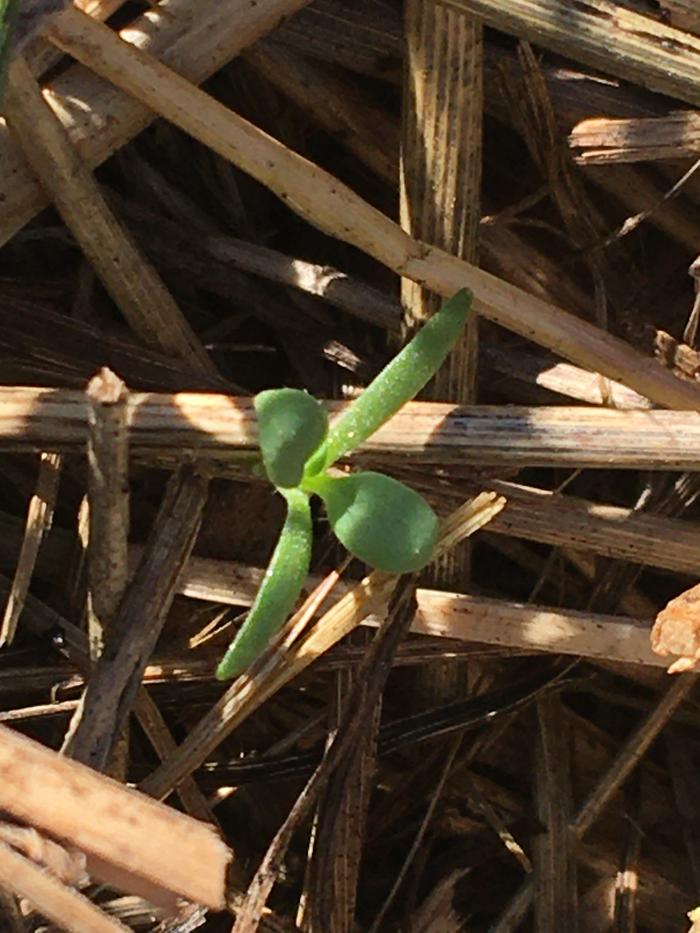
307;289;472;473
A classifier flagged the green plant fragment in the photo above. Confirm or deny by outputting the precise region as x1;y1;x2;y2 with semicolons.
304;471;438;572
215;487;312;680
256;388;328;488
306;288;472;474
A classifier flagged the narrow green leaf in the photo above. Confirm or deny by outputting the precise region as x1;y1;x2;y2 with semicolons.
307;289;472;474
215;488;312;680
304;471;438;572
255;388;328;489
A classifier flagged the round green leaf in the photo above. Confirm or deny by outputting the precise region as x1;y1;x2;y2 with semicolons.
255;388;328;488
307;471;438;572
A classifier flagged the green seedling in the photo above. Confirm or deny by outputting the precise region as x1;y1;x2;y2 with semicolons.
215;288;473;680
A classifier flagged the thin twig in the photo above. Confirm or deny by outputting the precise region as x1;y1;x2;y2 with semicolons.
0;450;61;646
85;368;129;658
83;384;130;778
573;674;697;838
532;693;577;931
63;467;208;771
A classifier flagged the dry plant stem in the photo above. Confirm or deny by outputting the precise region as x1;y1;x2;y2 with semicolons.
400;0;481;396
233;578;418;933
0;0;313;247
560;553;649;618
0;724;230;910
532;694;577;932
14;389;700;468
0;822;83;885
569;112;700;165
24;0;125;78
129;690;214;823
476;479;700;576
579;842;687;933
13;472;700;587
445;0;700;108
63;467;207;772
572;674;698;838
201;233;400;333
478;219;592;319
273;0;403;80
85;368;129;658
412;591;661;667
401;1;481;675
368;735;462;933
0;449;60;646
269;102;406;911
138;568;392;801
139;493;504;802
85;370;130;777
2;56;215;375
578;878;616;933
1;699;80;722
586;157;700;255
274;2;673;127
0;839;128;933
408;869;470;933
159;476;700;596
509;42;619;345
46;7;700;413
246;41;397;184
484;348;652;409
8;549;672;673
299;664;378;930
